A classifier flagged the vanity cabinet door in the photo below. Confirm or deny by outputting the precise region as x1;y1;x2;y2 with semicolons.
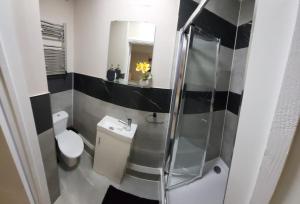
93;129;131;184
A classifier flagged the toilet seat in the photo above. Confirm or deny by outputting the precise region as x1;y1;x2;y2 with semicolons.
56;130;84;159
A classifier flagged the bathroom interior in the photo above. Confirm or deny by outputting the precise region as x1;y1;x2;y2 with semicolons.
1;0;259;203
31;0;256;203
26;0;257;203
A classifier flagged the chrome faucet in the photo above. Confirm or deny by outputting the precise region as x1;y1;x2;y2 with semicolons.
127;118;132;131
119;118;132;131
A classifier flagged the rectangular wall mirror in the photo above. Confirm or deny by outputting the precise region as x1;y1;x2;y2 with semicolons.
107;21;156;87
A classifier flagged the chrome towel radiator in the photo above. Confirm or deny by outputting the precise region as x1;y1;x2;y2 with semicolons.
41;20;66;75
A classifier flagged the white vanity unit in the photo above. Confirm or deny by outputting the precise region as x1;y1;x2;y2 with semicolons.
93;116;137;183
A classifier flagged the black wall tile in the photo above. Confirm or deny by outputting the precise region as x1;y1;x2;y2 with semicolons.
182;90;242;115
183;91;212;114
74;73;172;113
227;92;243;115
177;0;238;49
30;94;53;134
47;73;73;94
182;91;228;114
193;9;237;49
178;90;228;115
214;91;229;111
177;0;198;30
235;21;252;49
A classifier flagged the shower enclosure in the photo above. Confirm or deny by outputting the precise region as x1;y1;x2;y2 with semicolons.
165;24;220;189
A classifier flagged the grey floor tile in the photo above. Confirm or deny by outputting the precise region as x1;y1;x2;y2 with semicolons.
55;151;160;204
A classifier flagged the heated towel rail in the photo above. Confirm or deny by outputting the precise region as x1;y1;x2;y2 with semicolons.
41;20;66;75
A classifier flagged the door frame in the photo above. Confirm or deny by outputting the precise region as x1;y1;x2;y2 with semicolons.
0;85;34;203
0;40;51;204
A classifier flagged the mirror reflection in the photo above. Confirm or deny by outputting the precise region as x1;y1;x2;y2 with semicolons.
107;21;155;86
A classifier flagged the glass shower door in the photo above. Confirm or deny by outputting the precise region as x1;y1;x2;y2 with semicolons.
167;26;220;188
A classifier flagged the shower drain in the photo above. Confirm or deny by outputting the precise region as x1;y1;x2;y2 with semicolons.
214;166;221;174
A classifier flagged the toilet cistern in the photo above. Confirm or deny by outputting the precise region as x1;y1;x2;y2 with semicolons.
53;111;84;168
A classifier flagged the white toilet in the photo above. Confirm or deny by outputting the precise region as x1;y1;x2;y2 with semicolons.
53;111;84;167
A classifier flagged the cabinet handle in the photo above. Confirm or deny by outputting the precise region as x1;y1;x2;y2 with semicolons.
98;137;101;145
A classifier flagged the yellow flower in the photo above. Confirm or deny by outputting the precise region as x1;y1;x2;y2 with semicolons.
136;61;150;73
136;62;142;72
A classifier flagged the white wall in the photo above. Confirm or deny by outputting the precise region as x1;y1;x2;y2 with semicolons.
127;22;155;43
224;0;300;203
0;0;52;202
39;0;75;72
0;0;48;96
271;124;300;204
249;1;300;202
74;0;180;89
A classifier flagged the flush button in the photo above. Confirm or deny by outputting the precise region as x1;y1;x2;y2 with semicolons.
109;126;114;130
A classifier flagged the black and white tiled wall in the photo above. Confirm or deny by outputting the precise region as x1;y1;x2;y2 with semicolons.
177;0;254;165
221;0;255;166
46;72;173;169
177;0;238;162
73;73;172;113
74;74;172;168
73;90;170;168
46;67;246;169
29;74;74;203
29;70;170;200
30;94;60;203
29;72;77;202
47;73;74;127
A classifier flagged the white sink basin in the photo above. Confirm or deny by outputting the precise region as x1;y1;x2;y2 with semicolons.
97;116;137;143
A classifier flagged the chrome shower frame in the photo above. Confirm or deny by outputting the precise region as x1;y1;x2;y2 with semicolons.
163;0;221;200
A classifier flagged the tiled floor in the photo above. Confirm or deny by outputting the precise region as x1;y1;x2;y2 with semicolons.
167;159;229;204
54;151;228;204
54;151;160;204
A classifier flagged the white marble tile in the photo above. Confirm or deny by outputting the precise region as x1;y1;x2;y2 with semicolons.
219;46;234;71
50;90;73;127
38;128;60;203
205;0;240;25
238;0;255;26
230;48;248;94
220;111;239;166
216;70;231;91
207;110;226;161
216;46;234;91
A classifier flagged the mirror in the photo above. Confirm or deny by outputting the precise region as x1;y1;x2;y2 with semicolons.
107;21;156;86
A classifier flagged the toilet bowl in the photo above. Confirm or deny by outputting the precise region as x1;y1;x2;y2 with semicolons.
53;111;84;168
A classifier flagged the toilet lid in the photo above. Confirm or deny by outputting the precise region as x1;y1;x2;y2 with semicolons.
56;130;84;158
